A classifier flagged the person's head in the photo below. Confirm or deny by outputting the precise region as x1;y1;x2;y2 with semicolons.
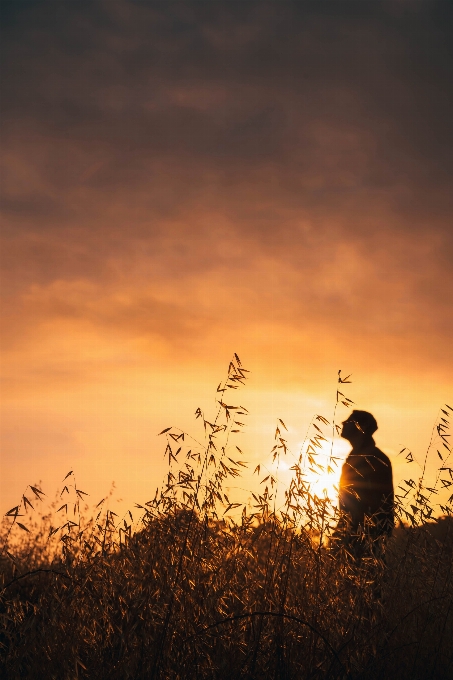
341;410;378;446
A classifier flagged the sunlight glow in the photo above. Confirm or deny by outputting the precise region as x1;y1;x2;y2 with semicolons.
305;468;341;502
267;438;348;506
300;439;347;502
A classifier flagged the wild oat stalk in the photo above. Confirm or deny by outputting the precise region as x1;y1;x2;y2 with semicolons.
1;358;452;679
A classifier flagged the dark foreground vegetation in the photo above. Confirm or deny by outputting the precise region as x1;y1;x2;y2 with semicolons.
1;357;452;679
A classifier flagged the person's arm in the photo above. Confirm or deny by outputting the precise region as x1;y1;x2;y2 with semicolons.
369;457;394;533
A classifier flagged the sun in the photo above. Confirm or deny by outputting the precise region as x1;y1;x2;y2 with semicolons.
268;449;343;506
305;467;341;502
299;437;350;503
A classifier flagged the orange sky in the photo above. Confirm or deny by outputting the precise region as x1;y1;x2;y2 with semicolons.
1;1;452;520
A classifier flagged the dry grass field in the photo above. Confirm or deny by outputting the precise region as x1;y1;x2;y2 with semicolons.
1;357;452;679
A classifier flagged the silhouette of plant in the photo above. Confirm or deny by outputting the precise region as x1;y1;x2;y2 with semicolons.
1;356;452;679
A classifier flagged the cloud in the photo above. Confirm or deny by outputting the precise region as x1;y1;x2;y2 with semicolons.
1;0;452;381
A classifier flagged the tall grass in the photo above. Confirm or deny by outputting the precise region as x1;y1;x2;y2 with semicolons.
1;356;452;679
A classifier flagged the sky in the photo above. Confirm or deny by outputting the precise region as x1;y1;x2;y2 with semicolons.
1;0;452;521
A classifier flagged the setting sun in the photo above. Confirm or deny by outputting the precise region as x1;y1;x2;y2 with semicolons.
305;467;341;502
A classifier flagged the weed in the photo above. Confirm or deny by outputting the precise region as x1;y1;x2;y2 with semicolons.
1;357;452;679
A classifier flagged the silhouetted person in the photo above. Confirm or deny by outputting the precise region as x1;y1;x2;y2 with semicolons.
333;410;394;561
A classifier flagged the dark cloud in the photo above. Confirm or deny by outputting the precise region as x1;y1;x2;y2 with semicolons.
1;1;452;372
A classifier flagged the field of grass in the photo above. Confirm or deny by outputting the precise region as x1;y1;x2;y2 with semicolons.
1;356;452;679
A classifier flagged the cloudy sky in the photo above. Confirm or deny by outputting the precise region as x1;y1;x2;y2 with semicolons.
1;1;452;518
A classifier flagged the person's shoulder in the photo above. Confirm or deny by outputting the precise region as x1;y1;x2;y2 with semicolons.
374;446;392;469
